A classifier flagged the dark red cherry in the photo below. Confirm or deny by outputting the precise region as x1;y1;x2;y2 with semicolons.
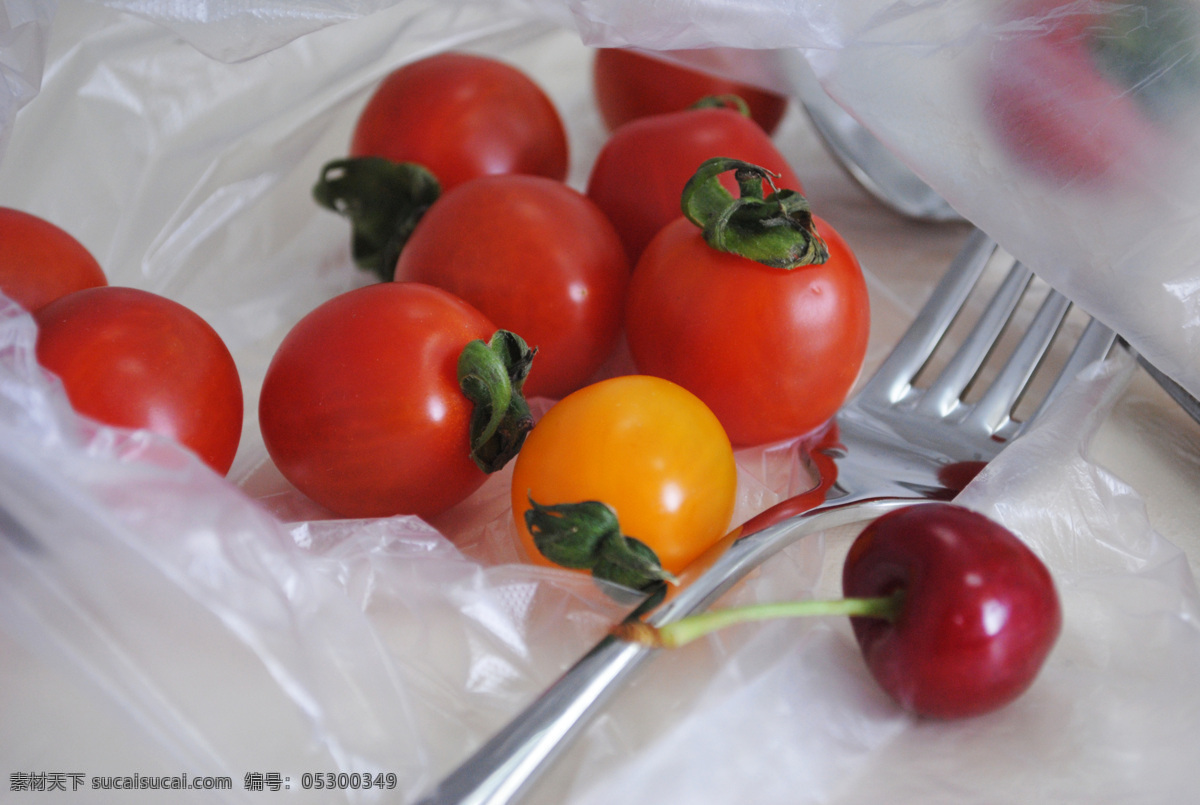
842;503;1061;719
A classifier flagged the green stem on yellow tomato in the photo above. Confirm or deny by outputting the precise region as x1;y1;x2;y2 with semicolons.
524;496;678;592
613;590;905;648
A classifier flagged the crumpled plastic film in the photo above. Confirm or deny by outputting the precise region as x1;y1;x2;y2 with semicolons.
0;294;423;800
3;2;1200;804
547;355;1200;805
0;291;629;801
0;0;54;164
88;0;398;63
84;0;582;63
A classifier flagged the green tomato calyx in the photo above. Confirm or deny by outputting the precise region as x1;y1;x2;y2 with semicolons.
681;156;828;269
689;94;752;117
313;156;442;281
458;330;536;473
524;497;678;591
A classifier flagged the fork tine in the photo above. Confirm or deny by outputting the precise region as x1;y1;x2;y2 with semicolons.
967;281;1073;435
1020;314;1118;431
865;228;997;403
414;217;1127;805
918;258;1033;416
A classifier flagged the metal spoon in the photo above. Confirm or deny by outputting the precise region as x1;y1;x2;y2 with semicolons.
787;54;964;223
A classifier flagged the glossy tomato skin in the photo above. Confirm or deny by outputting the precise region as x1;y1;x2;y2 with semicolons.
259;282;495;520
0;208;106;313
625;216;869;447
350;52;569;192
511;375;737;577
843;503;1062;719
34;287;243;475
586;106;804;264
592;48;790;135
394;174;630;400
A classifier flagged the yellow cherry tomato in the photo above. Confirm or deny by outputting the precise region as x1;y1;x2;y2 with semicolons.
511;375;738;586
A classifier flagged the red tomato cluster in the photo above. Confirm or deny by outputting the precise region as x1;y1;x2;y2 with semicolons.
3;208;244;476
276;48;869;537
295;48;1055;721
11;46;1059;720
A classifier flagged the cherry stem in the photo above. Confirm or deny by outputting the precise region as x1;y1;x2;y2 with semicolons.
680;157;829;269
614;590;905;649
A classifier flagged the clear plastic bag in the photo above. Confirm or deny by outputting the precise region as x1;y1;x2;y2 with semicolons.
569;0;1200;404
3;2;1200;803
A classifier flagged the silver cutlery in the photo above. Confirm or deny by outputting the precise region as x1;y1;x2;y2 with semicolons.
414;227;1119;805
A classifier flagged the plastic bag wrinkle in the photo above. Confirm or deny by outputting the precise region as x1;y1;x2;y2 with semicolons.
0;0;53;164
0;298;436;797
4;3;1200;803
554;355;1200;805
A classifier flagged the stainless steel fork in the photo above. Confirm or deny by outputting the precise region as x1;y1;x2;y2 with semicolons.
787;53;1200;424
414;228;1120;805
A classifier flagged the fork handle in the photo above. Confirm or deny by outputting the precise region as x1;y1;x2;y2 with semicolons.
414;634;651;805
413;495;893;805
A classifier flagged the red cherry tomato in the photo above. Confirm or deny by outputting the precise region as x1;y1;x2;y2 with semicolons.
625;215;870;446
983;0;1164;184
394;175;630;400
350;52;569;192
843;503;1062;719
0;207;106;313
586;106;804;264
592;48;790;135
34;287;243;475
259;283;503;520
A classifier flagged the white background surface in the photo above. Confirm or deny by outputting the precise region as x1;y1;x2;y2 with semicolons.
2;2;1200;803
